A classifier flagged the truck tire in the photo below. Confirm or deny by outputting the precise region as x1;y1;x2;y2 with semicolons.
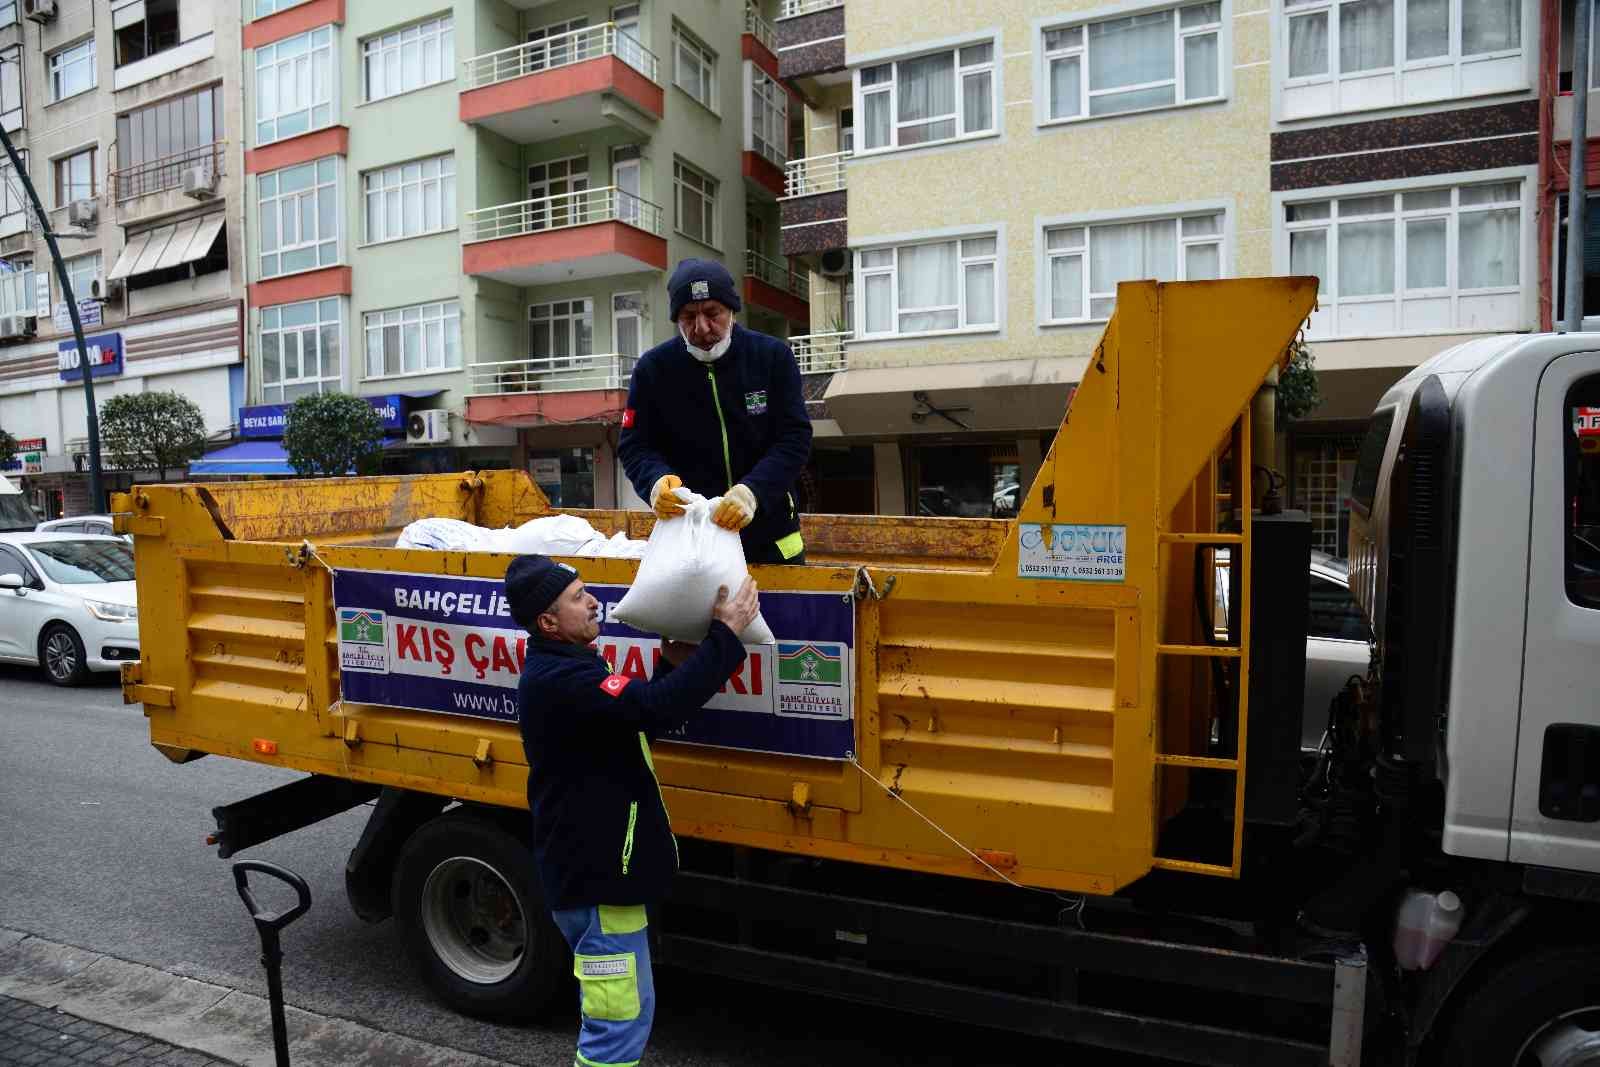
1438;945;1600;1066
40;623;88;686
391;811;569;1021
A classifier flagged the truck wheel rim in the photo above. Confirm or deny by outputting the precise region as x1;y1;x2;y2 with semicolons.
419;856;526;985
1516;1006;1600;1067
45;632;76;679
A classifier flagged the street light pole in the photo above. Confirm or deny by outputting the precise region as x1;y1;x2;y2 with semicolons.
0;122;102;507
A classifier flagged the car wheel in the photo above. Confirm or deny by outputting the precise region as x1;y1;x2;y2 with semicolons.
39;623;89;687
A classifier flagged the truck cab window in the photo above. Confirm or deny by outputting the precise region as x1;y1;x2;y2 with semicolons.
1350;407;1395;516
1566;377;1600;607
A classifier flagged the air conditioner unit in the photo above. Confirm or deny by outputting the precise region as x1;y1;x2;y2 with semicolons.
818;248;851;276
23;0;56;23
406;409;450;445
89;274;121;301
181;164;218;200
0;314;35;339
66;199;97;228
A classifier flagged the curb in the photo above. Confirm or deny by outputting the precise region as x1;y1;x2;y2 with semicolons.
0;926;518;1067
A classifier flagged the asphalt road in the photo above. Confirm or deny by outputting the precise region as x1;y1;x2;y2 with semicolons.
0;666;1159;1067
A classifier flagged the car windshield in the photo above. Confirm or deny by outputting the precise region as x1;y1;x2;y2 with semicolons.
26;540;134;584
0;493;34;532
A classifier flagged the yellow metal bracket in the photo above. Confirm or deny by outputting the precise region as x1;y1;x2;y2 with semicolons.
473;738;494;769
343;719;362;748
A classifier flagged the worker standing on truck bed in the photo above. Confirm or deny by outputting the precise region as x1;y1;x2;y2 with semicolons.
507;553;760;1067
619;258;813;564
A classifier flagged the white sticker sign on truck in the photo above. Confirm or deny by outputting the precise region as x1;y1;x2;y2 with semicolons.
1018;523;1127;582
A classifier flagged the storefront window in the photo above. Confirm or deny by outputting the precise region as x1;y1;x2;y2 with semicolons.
912;442;1020;518
531;448;594;509
1292;433;1361;558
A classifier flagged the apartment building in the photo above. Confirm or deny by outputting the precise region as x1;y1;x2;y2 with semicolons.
239;0;805;507
0;0;245;516
780;0;1538;551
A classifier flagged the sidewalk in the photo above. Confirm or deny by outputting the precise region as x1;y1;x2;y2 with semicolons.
1;994;237;1066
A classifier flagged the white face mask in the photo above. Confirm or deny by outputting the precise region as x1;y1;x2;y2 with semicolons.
679;324;732;363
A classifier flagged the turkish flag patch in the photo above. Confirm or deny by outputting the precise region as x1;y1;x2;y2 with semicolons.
621;408;635;429
599;674;633;698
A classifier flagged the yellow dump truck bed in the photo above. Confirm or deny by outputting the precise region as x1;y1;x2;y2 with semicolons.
117;278;1316;896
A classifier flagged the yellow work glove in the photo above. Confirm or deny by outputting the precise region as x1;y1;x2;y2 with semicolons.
712;484;757;531
650;474;686;519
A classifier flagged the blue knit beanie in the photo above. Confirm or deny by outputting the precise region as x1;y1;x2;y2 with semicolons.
668;258;741;321
505;554;578;631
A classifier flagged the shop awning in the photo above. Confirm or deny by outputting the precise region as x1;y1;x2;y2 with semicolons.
108;214;226;281
821;357;1078;436
189;437;410;476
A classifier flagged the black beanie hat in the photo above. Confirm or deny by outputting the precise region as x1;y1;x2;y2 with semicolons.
668;257;741;321
505;554;578;631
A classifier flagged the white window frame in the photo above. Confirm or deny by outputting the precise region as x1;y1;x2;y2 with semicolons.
254;0;312;17
529;298;595;369
258;156;341;280
0;152;29;233
362;154;455;245
746;62;789;166
0;46;23;128
673;23;718;111
853;227;1003;341
1278;0;1528;115
59;251;101;307
612;291;645;357
853;36;997;157
259;297;345;403
1271;167;1535;340
363;299;461;379
1037;203;1230;326
362;15;454;103
48;38;96;104
254;26;336;147
0;256;33;319
674;159;719;248
53;146;96;207
0;3;16;28
1037;1;1225;128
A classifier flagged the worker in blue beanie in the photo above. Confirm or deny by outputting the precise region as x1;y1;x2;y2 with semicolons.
618;257;813;564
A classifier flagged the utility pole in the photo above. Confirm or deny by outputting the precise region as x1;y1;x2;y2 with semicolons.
0;123;102;507
1566;0;1594;333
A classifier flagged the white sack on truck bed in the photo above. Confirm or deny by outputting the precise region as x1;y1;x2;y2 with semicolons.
396;514;647;558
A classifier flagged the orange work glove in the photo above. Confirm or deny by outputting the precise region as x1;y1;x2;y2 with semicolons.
712;484;757;531
650;474;685;519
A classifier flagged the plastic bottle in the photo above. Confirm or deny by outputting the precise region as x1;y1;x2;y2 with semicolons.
1393;889;1464;971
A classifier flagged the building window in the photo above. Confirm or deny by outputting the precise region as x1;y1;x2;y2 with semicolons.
49;39;96;103
0;4;16;28
527;16;590;69
255;27;334;146
0;256;33;318
114;0;181;68
362;154;455;244
254;0;309;15
857;233;999;337
1283;0;1523;117
1043;3;1221;123
259;157;339;279
530;299;594;367
1556;192;1600;325
0;155;28;231
673;24;717;110
527;156;589;228
364;300;460;378
838;106;854;153
858;42;994;153
748;64;788;166
674;160;718;247
1;47;22;124
1285;179;1523;338
114;86;223;200
362;15;453;102
54;148;96;206
59;251;101;305
1044;210;1224;323
260;298;342;402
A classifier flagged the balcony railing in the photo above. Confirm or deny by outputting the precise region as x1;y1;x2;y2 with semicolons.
111;141;225;203
744;3;776;50
746;249;807;299
783;151;849;198
466;186;664;243
788;331;850;373
778;0;843;17
468;353;637;396
464;23;659;89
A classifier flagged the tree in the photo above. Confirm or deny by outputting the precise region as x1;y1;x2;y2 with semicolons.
282;392;384;477
0;427;15;470
100;391;208;480
1278;335;1322;424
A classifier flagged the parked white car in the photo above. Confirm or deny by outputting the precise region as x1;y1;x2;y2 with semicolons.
0;533;139;685
35;514;125;540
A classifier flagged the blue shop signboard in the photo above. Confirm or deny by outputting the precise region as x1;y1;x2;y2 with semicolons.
240;394;406;438
57;333;123;382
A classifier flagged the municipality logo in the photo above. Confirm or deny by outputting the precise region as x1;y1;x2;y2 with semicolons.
339;609;385;645
691;280;710;299
745;390;768;415
778;643;842;686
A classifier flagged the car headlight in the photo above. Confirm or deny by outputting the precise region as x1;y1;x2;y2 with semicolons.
84;599;138;622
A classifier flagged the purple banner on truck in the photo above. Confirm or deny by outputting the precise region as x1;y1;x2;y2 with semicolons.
331;569;855;761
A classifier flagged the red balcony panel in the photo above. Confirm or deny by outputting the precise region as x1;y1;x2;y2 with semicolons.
743;151;786;200
245;127;349;174
460;56;663;141
743;33;782;84
244;0;344;50
463;221;667;287
744;276;809;330
249;266;352;307
467;390;627;427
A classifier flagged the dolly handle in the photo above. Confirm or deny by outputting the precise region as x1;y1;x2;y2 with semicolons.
232;860;312;934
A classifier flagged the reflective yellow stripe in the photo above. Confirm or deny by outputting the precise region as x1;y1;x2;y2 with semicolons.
776;531;805;559
638;731;679;866
620;800;637;875
705;368;734;488
577;1055;640;1067
598;904;648;935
